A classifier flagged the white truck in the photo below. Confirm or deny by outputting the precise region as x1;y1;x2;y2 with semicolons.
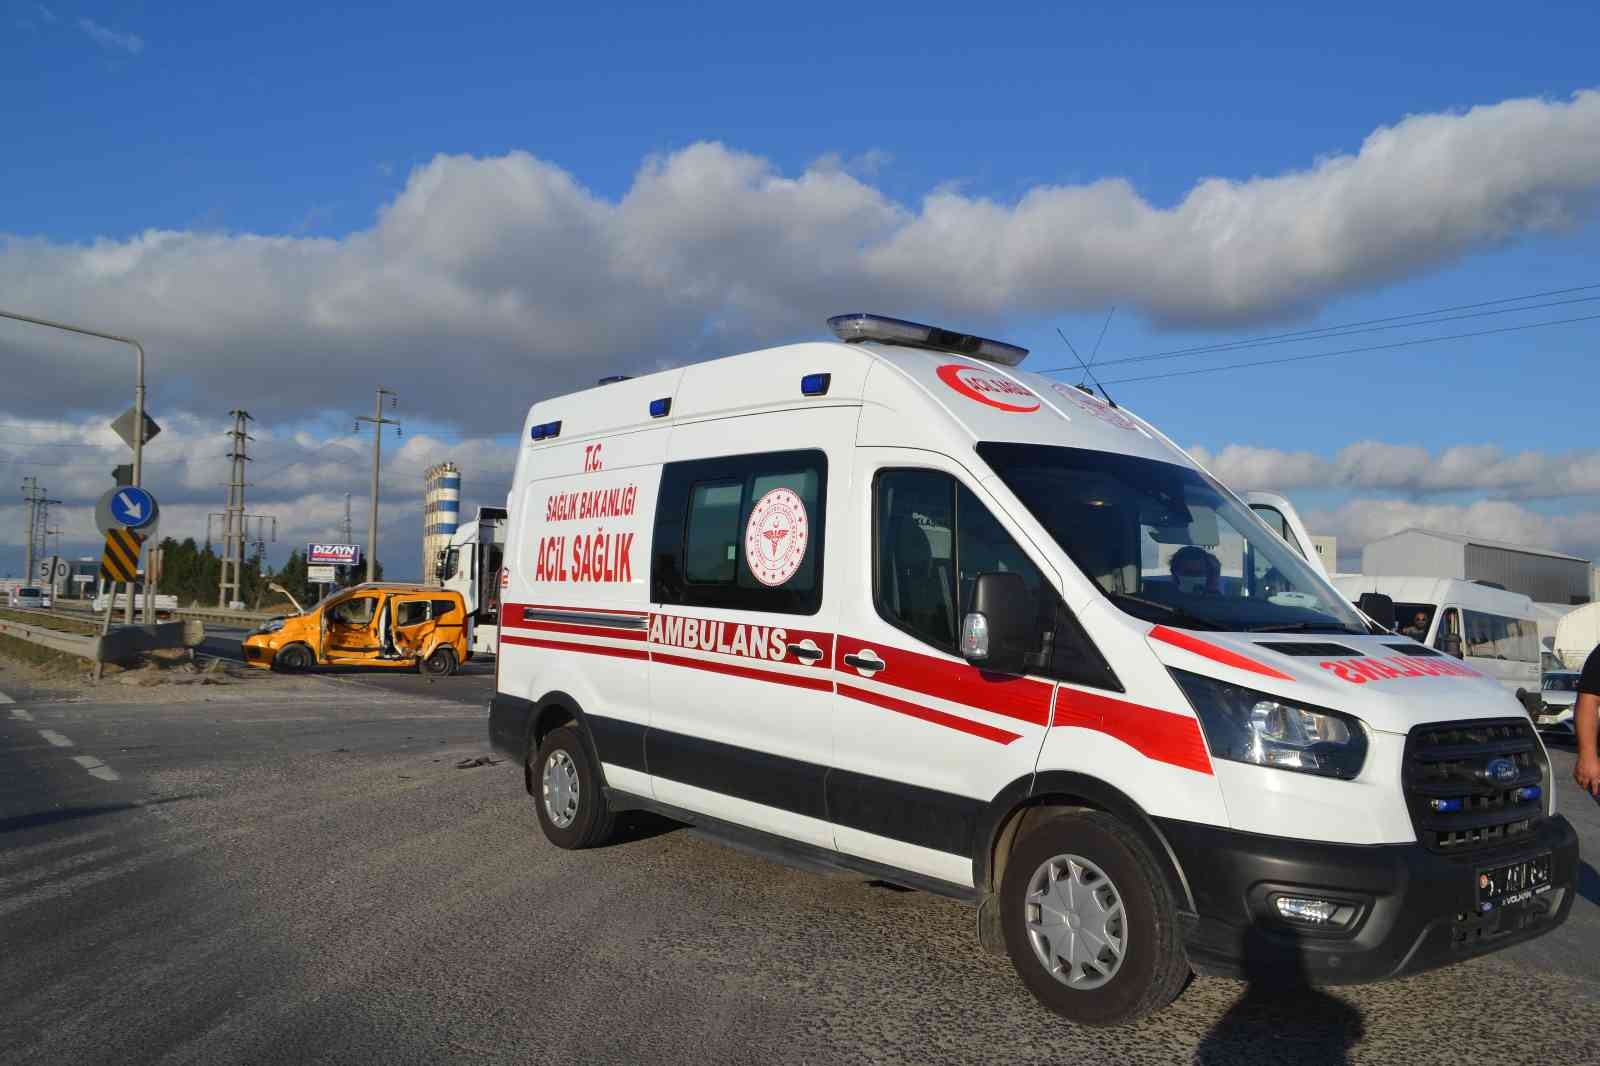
92;586;179;619
1553;601;1600;670
435;506;507;656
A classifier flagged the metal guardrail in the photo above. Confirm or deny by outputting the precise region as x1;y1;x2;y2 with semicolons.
172;606;276;628
0;611;204;663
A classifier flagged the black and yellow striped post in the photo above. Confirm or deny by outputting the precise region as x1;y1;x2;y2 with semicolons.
100;528;144;584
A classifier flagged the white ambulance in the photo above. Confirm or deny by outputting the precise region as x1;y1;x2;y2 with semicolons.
490;314;1577;1025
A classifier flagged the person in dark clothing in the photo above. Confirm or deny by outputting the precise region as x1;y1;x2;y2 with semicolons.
1574;645;1600;796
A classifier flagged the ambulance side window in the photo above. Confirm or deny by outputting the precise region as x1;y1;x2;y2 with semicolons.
874;469;1121;690
652;449;827;615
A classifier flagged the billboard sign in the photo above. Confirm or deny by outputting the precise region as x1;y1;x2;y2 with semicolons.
307;564;338;583
307;543;361;566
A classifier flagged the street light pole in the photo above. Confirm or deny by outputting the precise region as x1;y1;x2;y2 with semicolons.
355;388;400;584
0;308;149;628
0;308;146;486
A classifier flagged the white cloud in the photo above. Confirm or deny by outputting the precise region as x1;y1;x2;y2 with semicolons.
3;90;1600;429
1305;498;1600;565
1189;441;1600;499
77;17;142;55
0;413;513;580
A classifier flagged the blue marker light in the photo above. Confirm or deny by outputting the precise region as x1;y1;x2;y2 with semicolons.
649;398;672;418
801;373;831;397
1430;798;1464;813
1516;786;1542;803
530;420;563;441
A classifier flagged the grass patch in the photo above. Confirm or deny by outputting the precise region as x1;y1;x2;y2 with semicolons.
0;608;99;636
0;631;91;672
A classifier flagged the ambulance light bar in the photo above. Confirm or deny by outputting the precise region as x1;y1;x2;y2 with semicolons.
827;313;1028;366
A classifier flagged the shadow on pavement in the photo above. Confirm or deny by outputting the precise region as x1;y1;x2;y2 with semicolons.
1578;860;1600;906
1194;935;1365;1065
604;810;685;847
0;794;197;836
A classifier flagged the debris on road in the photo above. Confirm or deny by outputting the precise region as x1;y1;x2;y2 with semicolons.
454;755;497;769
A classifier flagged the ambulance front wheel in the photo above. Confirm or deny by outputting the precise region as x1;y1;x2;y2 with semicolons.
999;810;1189;1026
533;724;616;849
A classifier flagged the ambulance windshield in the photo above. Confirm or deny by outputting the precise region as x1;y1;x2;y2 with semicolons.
977;443;1370;634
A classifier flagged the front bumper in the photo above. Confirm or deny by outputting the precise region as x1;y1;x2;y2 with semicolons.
1159;814;1578;984
240;639;274;669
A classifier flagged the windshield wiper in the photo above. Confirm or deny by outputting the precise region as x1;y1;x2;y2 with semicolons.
1247;621;1363;634
1106;593;1225;631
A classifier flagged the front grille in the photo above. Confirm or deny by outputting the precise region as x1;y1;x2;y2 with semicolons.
1402;718;1547;854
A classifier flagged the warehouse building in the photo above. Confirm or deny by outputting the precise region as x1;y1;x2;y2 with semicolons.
1362;528;1592;606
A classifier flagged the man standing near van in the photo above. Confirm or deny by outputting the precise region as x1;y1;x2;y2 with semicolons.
1574;645;1600;795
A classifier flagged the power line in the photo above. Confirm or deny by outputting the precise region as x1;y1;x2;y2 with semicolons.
1037;281;1600;375
1097;311;1600;386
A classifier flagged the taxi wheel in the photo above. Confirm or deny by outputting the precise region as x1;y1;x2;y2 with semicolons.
272;643;313;672
1000;811;1189;1027
533;724;615;849
421;646;458;677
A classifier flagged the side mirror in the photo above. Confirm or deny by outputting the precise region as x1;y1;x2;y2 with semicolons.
1439;634;1464;659
1355;592;1396;631
961;572;1032;675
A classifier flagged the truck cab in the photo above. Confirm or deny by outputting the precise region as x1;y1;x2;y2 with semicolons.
242;582;469;676
435;507;507;656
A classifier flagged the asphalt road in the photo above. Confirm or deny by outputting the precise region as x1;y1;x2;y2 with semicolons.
3;662;1599;1065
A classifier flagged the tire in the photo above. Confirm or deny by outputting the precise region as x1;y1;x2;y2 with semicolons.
532;724;615;849
272;643;313;672
421;646;458;677
1000;810;1189;1026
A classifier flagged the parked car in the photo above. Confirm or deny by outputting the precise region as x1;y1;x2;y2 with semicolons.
241;582;470;676
1535;671;1582;734
11;586;45;609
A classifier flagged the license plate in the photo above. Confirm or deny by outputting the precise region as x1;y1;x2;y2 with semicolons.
1477;853;1552;909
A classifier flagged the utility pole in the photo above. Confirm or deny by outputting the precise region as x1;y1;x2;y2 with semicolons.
37;495;61;582
342;492;353;545
218;410;254;607
355;388;400;583
20;476;42;583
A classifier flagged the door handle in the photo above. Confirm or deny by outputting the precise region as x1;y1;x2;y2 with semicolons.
789;643;823;662
843;649;885;674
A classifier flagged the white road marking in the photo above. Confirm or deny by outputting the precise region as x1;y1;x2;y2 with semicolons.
0;688;13;703
70;755;121;782
9;708;32;721
38;729;74;748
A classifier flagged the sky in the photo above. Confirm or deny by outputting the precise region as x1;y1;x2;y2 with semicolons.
3;1;1599;583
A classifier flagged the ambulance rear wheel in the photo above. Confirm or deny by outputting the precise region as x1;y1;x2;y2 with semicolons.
1000;811;1189;1026
533;724;615;849
273;643;313;672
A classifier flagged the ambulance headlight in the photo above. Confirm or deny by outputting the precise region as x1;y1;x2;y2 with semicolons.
252;618;285;636
1171;670;1367;780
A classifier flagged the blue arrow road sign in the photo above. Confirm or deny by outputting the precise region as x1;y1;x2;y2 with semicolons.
109;486;157;529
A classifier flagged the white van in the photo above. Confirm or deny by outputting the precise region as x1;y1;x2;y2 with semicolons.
490;314;1576;1025
1331;576;1543;712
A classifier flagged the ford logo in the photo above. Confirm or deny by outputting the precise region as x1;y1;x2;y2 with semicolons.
1485;757;1518;784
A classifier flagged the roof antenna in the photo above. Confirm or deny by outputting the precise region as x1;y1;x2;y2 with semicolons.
1055;326;1120;408
1087;305;1116;367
